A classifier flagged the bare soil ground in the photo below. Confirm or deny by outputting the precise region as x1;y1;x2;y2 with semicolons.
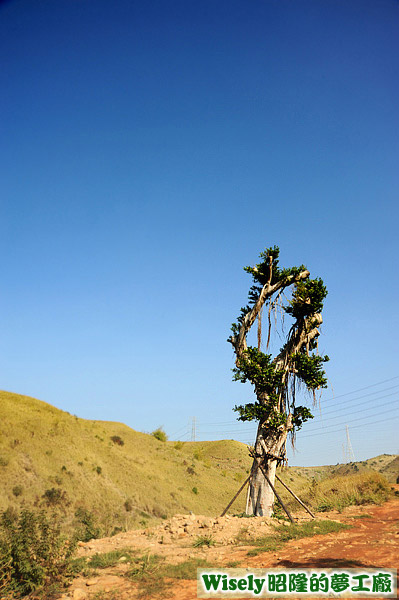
58;487;399;600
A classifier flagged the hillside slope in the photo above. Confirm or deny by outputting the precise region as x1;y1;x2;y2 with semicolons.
0;391;397;534
0;391;253;532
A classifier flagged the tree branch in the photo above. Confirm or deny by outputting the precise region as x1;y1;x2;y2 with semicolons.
232;269;310;359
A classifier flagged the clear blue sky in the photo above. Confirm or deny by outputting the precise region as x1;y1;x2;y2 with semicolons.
1;0;398;466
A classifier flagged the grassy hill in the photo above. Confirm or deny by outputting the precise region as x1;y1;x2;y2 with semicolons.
0;391;254;533
0;390;397;535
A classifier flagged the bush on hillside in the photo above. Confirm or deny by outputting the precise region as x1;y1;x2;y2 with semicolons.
151;427;167;442
0;508;75;597
74;508;101;542
110;435;124;446
42;487;69;507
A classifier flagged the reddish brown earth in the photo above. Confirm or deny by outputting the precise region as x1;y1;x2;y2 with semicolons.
59;487;399;600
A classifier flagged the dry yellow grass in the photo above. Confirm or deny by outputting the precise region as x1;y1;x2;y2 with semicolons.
0;390;396;534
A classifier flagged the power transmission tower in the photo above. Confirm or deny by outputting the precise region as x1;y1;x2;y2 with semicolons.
345;425;355;463
191;416;196;442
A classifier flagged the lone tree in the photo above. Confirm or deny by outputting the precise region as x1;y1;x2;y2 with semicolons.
228;246;329;517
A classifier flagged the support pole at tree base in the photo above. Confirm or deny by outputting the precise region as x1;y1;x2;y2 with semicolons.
220;474;251;517
219;454;312;523
274;473;316;518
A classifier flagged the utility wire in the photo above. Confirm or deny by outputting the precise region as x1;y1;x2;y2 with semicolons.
308;392;398;422
200;402;399;436
315;375;399;405
313;387;399;417
300;411;399;438
200;378;399;427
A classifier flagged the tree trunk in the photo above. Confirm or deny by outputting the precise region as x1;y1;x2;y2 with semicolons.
246;422;288;516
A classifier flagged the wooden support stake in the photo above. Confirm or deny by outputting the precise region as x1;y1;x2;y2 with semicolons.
275;473;316;518
220;474;251;517
251;456;295;523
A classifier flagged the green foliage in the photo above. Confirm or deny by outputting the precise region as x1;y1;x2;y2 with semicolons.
292;406;314;430
233;347;283;398
192;486;199;495
230;246;329;434
292;353;329;390
74;507;101;542
0;508;75;597
234;401;287;427
151;427;168;442
243;246;306;288
285;278;327;320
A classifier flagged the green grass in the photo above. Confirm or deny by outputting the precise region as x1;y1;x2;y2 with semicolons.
126;554;214;599
88;548;135;569
192;534;216;547
160;558;213;580
243;520;351;557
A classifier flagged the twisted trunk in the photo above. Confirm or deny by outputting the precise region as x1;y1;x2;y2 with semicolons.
246;419;290;516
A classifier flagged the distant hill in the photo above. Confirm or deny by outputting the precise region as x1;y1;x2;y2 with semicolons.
0;390;397;534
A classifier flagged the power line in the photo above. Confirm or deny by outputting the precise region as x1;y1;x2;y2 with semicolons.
300;413;399;438
314;387;399;416
310;392;398;422
299;406;399;435
200;378;399;427
200;391;399;434
317;375;399;404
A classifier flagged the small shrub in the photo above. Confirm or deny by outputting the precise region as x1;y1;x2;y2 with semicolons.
95;465;102;475
192;487;198;495
174;441;184;450
110;435;124;446
186;466;195;475
0;509;76;597
74;508;101;542
193;535;215;547
151;427;167;442
193;450;203;461
42;487;68;507
12;485;23;497
0;457;9;467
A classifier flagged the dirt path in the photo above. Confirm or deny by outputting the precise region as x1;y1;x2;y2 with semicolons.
60;489;399;600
